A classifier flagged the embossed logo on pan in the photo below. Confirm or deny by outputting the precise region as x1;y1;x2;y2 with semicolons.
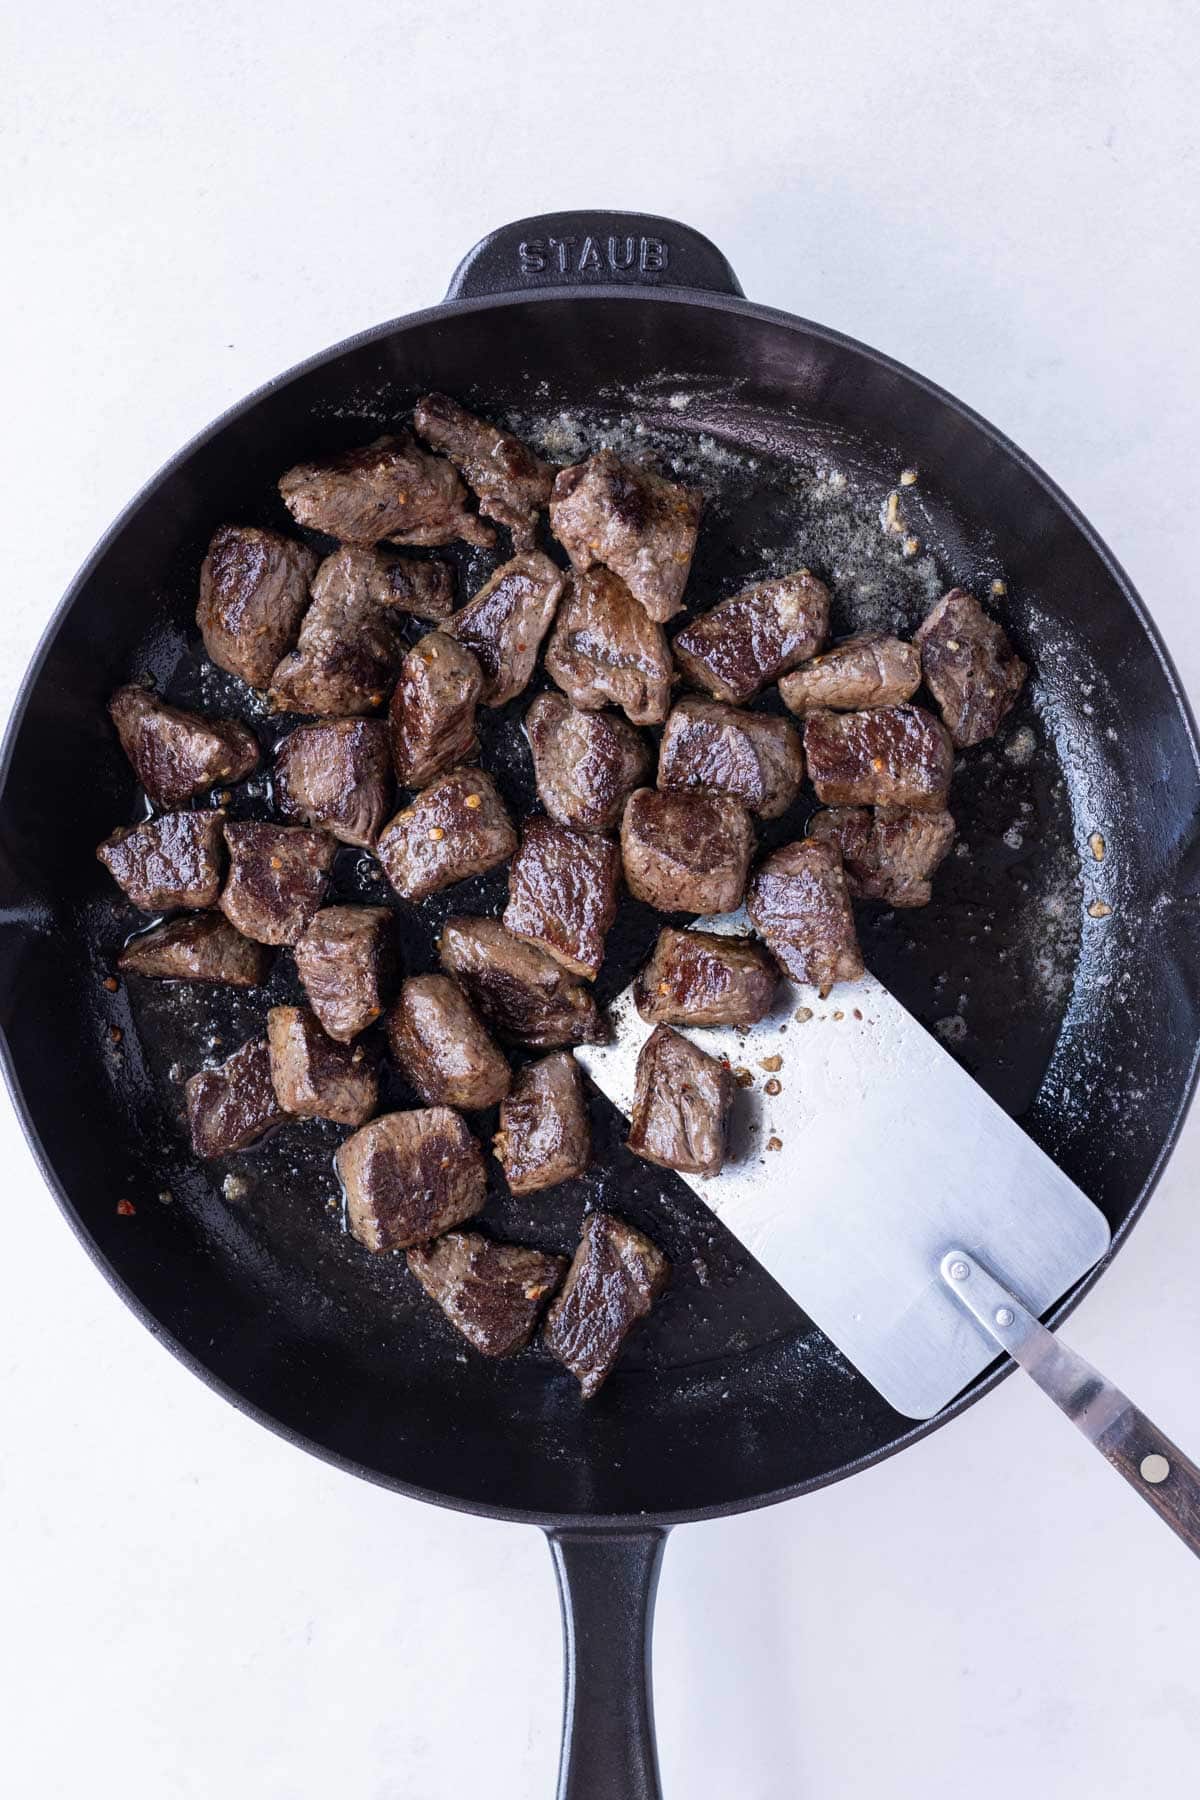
517;234;670;278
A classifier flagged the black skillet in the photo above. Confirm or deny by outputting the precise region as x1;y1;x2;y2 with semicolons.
2;212;1199;1799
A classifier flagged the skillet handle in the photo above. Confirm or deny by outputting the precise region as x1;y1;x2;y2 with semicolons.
546;1525;669;1800
446;211;744;301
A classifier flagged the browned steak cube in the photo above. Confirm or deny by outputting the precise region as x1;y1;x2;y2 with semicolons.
109;686;259;809
438;916;607;1048
915;589;1028;747
549;450;702;622
337;1107;487;1251
376;767;516;902
97;809;226;912
778;632;921;717
524;692;651;833
803;704;953;810
269;546;421;717
807;806;956;908
493;1051;590;1194
413;394;556;551
657;696;803;819
407;1232;568;1358
544;568;674;726
294;905;397;1042
117;913;270;987
186;1036;284;1159
627;1024;734;1178
197;525;316;689
387;974;511;1110
620;788;753;914
274;718;393;848
278;433;494;548
219;821;336;945
389;631;483;789
445;552;565;706
544;1211;670;1398
672;569;831;702
634;926;779;1027
502;819;622;980
266;1005;378;1125
747;838;864;996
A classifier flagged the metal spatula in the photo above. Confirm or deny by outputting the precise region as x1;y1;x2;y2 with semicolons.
576;918;1200;1556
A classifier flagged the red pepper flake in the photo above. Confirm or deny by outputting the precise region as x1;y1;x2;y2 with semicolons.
102;975;119;993
109;1026;123;1044
116;1198;136;1216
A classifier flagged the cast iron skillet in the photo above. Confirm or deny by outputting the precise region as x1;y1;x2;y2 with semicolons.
2;212;1199;1799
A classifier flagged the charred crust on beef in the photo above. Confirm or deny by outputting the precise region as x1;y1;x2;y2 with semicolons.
266;1005;378;1125
337;1107;487;1251
197;525;316;690
390;631;484;789
778;632;921;717
437;915;607;1048
549;450;702;622
376;767;517;903
268;546;435;717
118;913;271;987
803;703;953;810
524;692;651;832
387;974;511;1111
97;809;226;912
109;686;259;809
502;818;622;980
219;820;336;945
544;567;674;726
634;927;779;1026
278;433;494;548
413;394;555;550
672;569;831;703
294;906;398;1042
627;1024;734;1178
186;1036;285;1159
657;696;803;818
274;718;393;848
807;806;955;908
747;838;865;996
620;787;753;915
444;552;565;706
915;589;1028;747
493;1052;591;1195
407;1231;568;1358
544;1211;670;1398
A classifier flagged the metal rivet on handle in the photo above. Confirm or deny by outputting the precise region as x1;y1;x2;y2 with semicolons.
995;1307;1015;1327
1140;1454;1170;1485
948;1259;971;1282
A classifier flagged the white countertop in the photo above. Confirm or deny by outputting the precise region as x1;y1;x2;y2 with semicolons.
4;4;1200;1795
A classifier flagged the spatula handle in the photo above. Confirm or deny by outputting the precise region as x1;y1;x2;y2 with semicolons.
941;1251;1200;1558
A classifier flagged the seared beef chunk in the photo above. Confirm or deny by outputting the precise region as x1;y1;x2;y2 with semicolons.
413;393;555;550
294;906;397;1041
672;569;831;703
915;589;1028;747
778;632;921;717
274;718;392;848
549;450;702;622
118;913;270;987
620;788;753;914
197;525;316;689
803;703;953;810
337;1107;487;1251
387;975;511;1110
97;809;225;912
808;806;955;908
634;926;778;1027
493;1052;590;1194
627;1024;734;1178
747;838;864;996
376;767;516;902
186;1037;284;1159
109;686;259;809
445;552;565;706
657;696;803;819
502;819;622;980
269;546;437;717
407;1232;568;1358
390;631;483;789
544;568;674;725
544;1211;670;1398
438;915;606;1048
524;693;650;833
219;820;336;945
278;433;493;548
266;1005;378;1125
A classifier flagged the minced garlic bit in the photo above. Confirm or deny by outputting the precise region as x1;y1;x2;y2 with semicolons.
883;490;903;534
832;1010;845;1021
464;793;483;810
764;1077;782;1096
794;1006;813;1023
991;578;1007;596
1088;899;1112;919
428;826;445;841
767;1136;783;1152
1089;832;1106;862
902;536;920;557
899;468;918;486
758;1054;782;1072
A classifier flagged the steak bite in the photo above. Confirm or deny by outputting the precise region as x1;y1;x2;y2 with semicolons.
438;915;606;1048
219;820;336;945
657;696;803;819
390;631;483;789
807;806;956;908
544;1211;670;1399
502;819;622;980
186;1037;285;1159
747;838;865;996
445;552;565;706
97;809;226;912
413;393;555;550
337;1107;487;1251
266;1005;378;1126
634;926;779;1027
109;686;259;809
407;1232;568;1358
197;525;316;689
672;569;831;703
118;913;271;987
268;546;432;717
778;632;921;717
278;433;493;548
524;693;651;833
620;788;753;915
627;1024;734;1179
803;703;953;811
544;568;674;726
387;974;511;1110
549;450;702;623
493;1051;591;1194
294;906;398;1042
274;718;393;848
376;767;517;903
915;588;1028;747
